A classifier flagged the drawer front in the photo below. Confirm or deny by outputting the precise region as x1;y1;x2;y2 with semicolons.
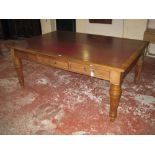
69;61;110;80
54;59;68;70
16;51;68;70
37;55;54;65
94;69;110;80
16;51;28;59
37;55;68;70
28;54;37;62
69;62;90;75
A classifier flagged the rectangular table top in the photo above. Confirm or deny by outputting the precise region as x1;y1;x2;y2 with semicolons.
11;31;148;72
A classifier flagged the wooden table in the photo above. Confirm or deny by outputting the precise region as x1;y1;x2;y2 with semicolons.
9;31;149;121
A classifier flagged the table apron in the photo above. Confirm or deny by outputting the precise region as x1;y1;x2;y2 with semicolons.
14;50;112;81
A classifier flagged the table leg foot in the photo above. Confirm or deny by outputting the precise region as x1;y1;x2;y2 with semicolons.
109;84;121;122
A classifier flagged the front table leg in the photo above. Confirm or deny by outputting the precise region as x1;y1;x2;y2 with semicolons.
134;53;144;84
109;71;122;121
12;49;24;86
109;84;121;121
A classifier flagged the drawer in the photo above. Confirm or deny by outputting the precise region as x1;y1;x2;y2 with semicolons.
15;51;37;62
69;62;90;75
37;55;53;65
69;61;110;80
28;54;37;62
94;69;110;80
16;51;28;59
37;55;68;70
54;59;68;70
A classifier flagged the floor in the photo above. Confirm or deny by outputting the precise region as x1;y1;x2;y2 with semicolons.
0;43;155;135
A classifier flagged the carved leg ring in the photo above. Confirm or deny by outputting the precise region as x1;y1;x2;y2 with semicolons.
109;84;121;122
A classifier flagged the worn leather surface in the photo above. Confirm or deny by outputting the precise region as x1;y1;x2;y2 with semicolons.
12;31;148;68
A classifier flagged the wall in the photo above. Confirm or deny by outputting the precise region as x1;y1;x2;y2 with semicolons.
123;19;148;40
76;19;124;38
40;19;56;34
76;19;148;40
147;19;155;55
148;19;155;29
40;19;148;40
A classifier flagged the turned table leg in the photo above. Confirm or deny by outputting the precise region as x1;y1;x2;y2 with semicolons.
134;53;144;84
12;49;24;86
109;84;121;121
109;71;122;121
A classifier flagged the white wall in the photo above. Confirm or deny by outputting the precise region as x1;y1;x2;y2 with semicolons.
147;19;155;56
76;19;148;40
76;19;124;38
40;19;56;34
123;19;148;40
148;19;155;29
40;19;148;40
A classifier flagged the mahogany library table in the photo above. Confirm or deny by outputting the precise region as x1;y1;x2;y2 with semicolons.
9;31;149;121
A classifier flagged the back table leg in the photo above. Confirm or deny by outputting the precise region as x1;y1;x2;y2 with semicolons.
12;50;24;86
134;53;144;84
